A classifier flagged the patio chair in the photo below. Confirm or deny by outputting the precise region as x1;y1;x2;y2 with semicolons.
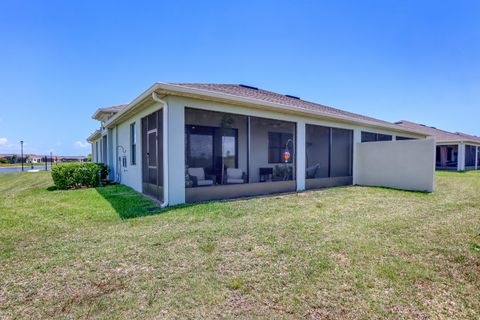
188;167;214;187
305;163;320;179
225;168;247;184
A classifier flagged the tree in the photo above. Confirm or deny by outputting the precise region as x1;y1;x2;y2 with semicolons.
87;153;92;162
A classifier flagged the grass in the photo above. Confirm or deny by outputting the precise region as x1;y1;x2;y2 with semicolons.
0;171;479;319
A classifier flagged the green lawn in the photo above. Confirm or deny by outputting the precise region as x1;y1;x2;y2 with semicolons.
1;171;479;319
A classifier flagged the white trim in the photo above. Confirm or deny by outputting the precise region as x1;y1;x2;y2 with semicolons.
296;121;306;191
476;146;479;171
458;143;466;171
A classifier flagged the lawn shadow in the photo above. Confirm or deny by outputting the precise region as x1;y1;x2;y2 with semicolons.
94;184;198;219
361;185;432;195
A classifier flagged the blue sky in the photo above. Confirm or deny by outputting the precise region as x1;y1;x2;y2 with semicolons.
0;0;478;155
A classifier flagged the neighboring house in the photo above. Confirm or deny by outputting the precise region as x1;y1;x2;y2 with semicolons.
0;154;26;163
396;120;480;171
57;156;88;163
87;83;435;206
0;154;15;163
27;155;43;163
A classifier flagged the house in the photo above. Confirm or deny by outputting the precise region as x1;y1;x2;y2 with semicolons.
27;155;43;164
396;120;480;171
57;156;88;163
87;83;435;206
0;154;26;163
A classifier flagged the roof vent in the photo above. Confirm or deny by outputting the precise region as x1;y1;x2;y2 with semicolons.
285;94;300;100
239;84;258;90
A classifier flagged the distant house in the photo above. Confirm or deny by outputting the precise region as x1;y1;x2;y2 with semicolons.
57;156;88;163
27;155;43;163
0;154;25;163
87;83;435;206
396;120;480;171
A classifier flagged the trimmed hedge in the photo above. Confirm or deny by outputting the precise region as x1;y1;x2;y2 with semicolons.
51;162;109;189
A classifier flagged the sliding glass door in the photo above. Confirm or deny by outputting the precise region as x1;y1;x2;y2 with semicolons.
184;108;296;202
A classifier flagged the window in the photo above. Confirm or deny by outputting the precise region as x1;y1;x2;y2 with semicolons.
396;136;415;141
185;125;239;178
184;108;245;190
377;134;393;141
130;122;136;165
361;132;377;143
268;132;293;163
361;131;392;143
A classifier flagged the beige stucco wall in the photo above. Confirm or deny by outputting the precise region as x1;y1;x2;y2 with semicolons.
102;94;429;205
354;138;436;192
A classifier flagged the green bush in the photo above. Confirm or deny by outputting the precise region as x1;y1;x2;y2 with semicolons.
51;162;109;190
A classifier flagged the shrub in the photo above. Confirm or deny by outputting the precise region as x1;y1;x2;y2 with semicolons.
51;162;110;190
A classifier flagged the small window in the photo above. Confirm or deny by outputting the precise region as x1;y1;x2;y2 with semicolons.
361;132;377;143
268;132;293;163
130;122;136;165
361;131;392;143
377;134;393;141
396;136;414;141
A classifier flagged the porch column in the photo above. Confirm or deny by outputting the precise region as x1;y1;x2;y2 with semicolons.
352;128;362;185
458;143;466;171
296;120;306;191
476;146;479;170
167;100;186;205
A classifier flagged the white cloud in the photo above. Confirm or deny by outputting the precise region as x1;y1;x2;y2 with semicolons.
74;141;89;148
0;137;8;145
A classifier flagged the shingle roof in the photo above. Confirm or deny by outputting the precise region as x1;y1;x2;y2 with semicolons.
167;83;400;128
396;120;480;143
454;132;480;144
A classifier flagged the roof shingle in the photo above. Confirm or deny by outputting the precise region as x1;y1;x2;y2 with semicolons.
167;83;399;128
396;120;480;143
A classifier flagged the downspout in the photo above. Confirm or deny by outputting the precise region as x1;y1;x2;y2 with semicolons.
152;92;169;208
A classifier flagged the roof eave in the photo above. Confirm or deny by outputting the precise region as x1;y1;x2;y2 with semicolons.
87;130;101;143
437;139;480;145
103;82;428;137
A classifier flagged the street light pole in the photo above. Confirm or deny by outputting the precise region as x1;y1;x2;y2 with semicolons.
20;140;24;171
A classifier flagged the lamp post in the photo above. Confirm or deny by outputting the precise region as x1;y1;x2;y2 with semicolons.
20;140;24;171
